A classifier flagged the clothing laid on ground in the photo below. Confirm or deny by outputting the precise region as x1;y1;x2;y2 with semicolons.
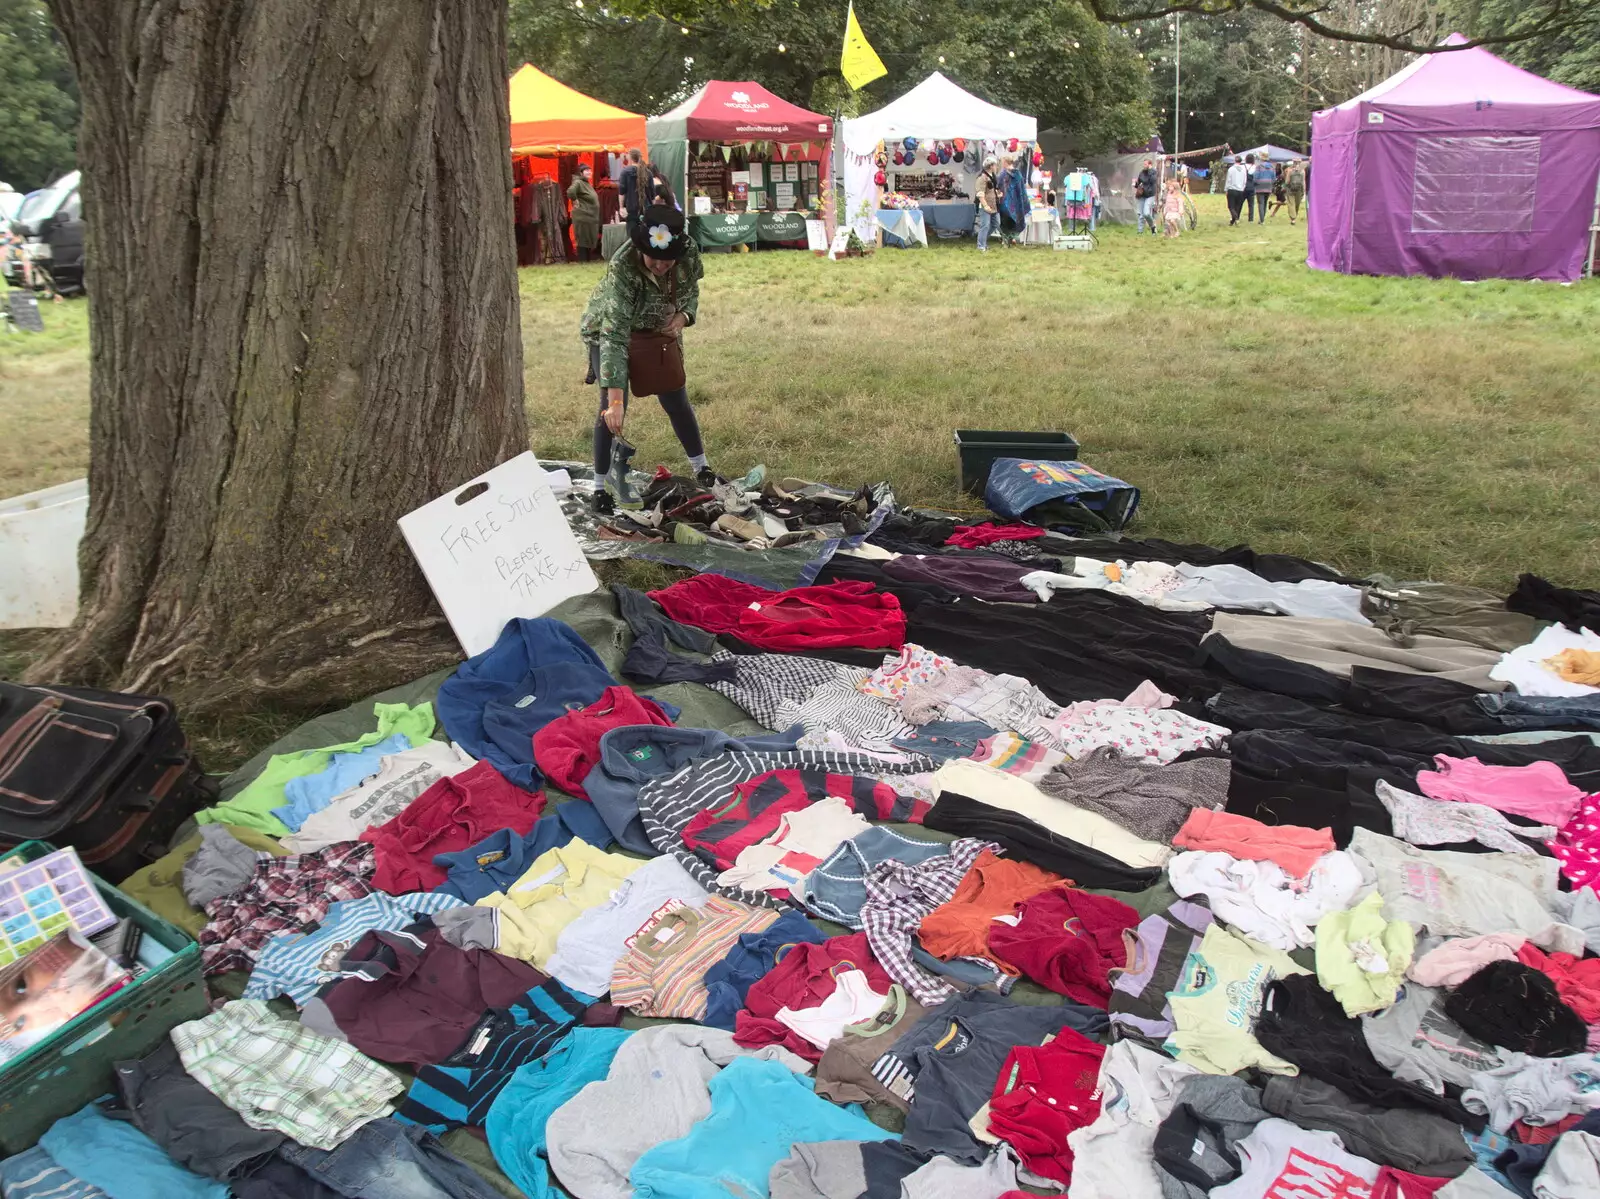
1515;944;1600;1023
1315;892;1416;1016
627;1057;897;1199
1492;625;1600;697
916;848;1061;971
1547;790;1600;889
272;733;412;831
1363;580;1544;653
483;1026;632;1199
1361;982;1506;1094
1414;755;1584;827
1172;808;1337;878
797;824;950;927
544;853;711;998
474;839;645;967
709;652;914;751
637;747;931;908
986;1026;1107;1185
859;837;996;1006
1349;828;1564;939
1045;693;1229;764
733;930;895;1061
198;702;436;835
198;841;377;975
924;789;1166;890
1109;899;1216;1048
114;1038;284;1182
436;619;614;791
1167;848;1362;950
1261;1074;1477;1176
1255;974;1481;1124
1039;748;1231;842
888;990;1108;1163
361;760;545;894
610;895;780;1019
1203;611;1506;690
1207;1118;1381;1199
307;920;591;1068
34;1104;228;1199
585;724;804;856
1443;960;1588;1058
984;885;1139;1006
532;686;676;800
1377;778;1556;854
933;759;1173;868
1461;1052;1600;1132
649;576;906;653
170;1000;403;1150
284;742;477;854
433;802;615;902
243;890;466;1005
1152;1073;1272;1197
182;823;270;907
812;983;930;1111
700;908;829;1030
1065;1040;1201;1199
544;1025;809;1199
1166;923;1310;1076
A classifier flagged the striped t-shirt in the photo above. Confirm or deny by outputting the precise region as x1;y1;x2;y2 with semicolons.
609;896;778;1019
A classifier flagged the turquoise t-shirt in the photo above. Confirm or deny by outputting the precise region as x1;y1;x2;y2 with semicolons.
630;1056;897;1199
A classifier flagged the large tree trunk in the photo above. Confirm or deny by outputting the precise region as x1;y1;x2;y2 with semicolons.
34;0;527;711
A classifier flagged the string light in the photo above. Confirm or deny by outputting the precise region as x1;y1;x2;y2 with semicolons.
778;42;786;52
1009;50;1015;58
1073;41;1081;49
938;55;945;63
680;25;688;34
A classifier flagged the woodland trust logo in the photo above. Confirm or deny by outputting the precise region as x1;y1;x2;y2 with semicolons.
725;90;769;113
723;214;742;226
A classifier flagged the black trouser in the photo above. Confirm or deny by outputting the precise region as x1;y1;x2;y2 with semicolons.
1227;189;1246;224
589;342;704;475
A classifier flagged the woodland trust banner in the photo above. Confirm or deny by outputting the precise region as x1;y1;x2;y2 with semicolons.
688;212;758;246
756;211;808;241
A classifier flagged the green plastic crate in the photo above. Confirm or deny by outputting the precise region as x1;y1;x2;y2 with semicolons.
0;840;208;1153
954;429;1081;496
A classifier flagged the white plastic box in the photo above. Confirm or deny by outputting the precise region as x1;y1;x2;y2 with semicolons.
0;478;87;628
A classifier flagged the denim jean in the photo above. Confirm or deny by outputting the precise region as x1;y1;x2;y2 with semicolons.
279;1119;502;1199
890;719;999;762
1476;691;1600;732
1253;192;1270;222
976;207;997;250
1137;196;1157;234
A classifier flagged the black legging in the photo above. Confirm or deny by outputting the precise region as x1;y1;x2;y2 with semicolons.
589;343;704;475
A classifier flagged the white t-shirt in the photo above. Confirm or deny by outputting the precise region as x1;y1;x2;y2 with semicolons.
1167;849;1363;951
1226;163;1250;191
1210;1119;1380;1199
716;797;872;893
775;970;890;1050
1491;624;1600;697
283;741;475;852
1066;1041;1200;1199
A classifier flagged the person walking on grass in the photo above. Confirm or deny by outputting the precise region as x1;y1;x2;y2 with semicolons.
1134;158;1159;235
1225;156;1249;226
976;155;1001;252
1162;176;1185;238
1252;156;1277;223
1283;159;1306;224
580;203;722;512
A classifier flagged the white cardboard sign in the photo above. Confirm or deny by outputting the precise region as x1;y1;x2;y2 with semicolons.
398;451;598;657
805;219;828;252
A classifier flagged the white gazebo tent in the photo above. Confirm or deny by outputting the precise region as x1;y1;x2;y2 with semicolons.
842;72;1037;242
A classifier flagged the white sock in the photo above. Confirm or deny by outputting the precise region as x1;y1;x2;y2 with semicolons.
689;454;708;472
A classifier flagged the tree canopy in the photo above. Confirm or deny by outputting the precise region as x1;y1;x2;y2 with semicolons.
0;0;77;193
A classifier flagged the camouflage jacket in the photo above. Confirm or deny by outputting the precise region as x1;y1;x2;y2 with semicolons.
579;241;703;390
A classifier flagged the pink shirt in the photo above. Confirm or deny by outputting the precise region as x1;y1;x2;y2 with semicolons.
1172;808;1335;879
1414;755;1584;827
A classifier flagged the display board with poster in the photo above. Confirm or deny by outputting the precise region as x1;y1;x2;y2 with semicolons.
689;159;728;202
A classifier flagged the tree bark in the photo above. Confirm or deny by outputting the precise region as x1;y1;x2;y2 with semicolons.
33;0;527;711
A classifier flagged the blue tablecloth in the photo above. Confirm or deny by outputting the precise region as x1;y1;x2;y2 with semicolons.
876;208;928;248
920;201;976;234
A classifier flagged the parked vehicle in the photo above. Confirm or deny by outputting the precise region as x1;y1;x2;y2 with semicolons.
4;170;83;293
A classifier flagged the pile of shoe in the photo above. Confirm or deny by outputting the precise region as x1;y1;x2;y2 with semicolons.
596;463;879;553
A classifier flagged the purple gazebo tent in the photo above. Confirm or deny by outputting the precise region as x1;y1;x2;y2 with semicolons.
1308;34;1600;282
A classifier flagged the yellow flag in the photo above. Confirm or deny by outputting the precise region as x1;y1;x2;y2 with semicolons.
841;2;887;91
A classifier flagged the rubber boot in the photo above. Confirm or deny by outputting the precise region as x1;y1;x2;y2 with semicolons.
606;436;642;509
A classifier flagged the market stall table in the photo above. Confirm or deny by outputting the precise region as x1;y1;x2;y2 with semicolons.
876;208;928;248
919;200;977;235
1023;208;1061;246
600;223;631;260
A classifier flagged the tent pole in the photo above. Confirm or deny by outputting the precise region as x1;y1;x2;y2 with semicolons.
1174;14;1182;156
1589;167;1600;278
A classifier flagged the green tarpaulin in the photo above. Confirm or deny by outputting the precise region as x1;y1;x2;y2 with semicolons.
756;211;808;242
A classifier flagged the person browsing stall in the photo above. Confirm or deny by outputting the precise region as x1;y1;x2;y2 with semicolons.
1134;158;1159;235
579;203;721;511
976;156;1001;252
567;164;602;263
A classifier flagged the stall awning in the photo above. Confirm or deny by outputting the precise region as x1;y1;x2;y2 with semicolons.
508;64;647;155
842;72;1036;156
648;80;832;144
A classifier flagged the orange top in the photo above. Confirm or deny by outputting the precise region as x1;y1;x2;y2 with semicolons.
917;850;1063;974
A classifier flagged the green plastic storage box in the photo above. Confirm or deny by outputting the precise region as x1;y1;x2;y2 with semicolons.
954;430;1081;496
0;840;208;1152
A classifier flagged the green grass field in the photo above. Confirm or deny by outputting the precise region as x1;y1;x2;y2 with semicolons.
7;194;1600;600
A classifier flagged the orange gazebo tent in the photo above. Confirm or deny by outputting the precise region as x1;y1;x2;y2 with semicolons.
508;64;646;155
